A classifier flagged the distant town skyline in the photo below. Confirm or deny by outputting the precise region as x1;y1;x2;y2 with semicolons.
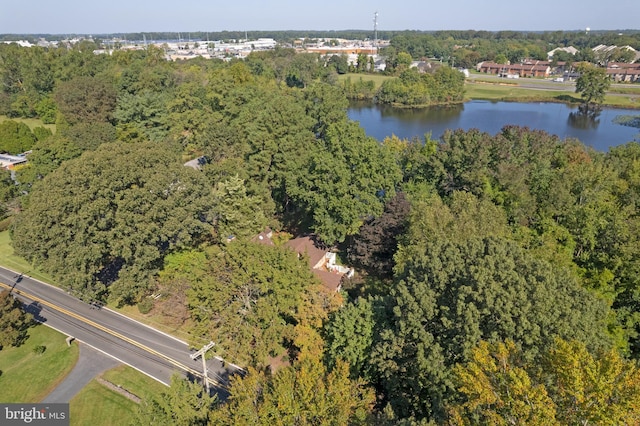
1;0;638;35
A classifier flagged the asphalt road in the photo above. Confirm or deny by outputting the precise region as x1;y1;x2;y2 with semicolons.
0;267;237;396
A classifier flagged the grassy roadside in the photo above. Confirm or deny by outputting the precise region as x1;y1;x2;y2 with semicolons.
336;72;640;109
0;325;79;402
69;365;166;426
111;304;196;345
465;80;640;108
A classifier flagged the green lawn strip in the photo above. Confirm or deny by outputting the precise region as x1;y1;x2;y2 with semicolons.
465;83;576;102
69;365;166;426
100;365;167;402
0;324;79;402
0;230;57;284
464;82;640;108
610;86;640;95
69;380;137;426
0;115;56;133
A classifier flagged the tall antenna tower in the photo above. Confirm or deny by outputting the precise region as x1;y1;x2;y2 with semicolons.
373;11;379;52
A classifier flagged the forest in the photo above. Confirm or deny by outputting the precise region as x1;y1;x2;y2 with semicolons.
1;37;640;424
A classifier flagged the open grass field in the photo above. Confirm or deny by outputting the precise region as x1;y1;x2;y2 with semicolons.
69;365;166;426
464;82;582;103
0;115;56;133
0;324;79;402
0;230;57;284
336;73;392;89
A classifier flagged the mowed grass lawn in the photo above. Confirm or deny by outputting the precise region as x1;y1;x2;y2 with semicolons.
336;72;392;89
465;81;640;108
464;82;580;102
70;365;167;426
0;324;79;402
0;115;56;133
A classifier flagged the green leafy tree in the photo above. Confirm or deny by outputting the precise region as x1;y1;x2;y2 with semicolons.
0;290;33;350
575;62;611;110
324;297;383;381
135;373;216;426
12;142;215;304
209;357;374;425
289;120;401;244
356;53;369;73
0;120;36;154
211;176;267;240
114;90;169;142
0;168;17;205
327;54;349;74
448;340;558;425
54;75;117;125
395;52;413;74
373;236;611;421
186;241;319;366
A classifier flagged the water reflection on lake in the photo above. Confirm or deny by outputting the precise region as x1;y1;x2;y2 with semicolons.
348;100;640;151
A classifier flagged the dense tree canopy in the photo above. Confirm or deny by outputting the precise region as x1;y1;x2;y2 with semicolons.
449;338;640;425
12;142;215;304
174;241;334;366
208;357;375;425
372;236;610;421
135;373;216;426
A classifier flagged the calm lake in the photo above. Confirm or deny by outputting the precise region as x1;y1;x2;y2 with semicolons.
348;100;640;151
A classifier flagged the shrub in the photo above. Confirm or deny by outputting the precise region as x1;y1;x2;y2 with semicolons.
137;298;154;314
32;345;46;355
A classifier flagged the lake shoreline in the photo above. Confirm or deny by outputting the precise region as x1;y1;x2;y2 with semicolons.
348;100;640;151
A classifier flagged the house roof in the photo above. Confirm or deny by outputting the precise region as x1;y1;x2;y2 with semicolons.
252;227;275;246
285;235;345;291
313;269;344;293
285;236;326;270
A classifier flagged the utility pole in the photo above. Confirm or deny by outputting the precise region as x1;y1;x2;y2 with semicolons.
191;341;215;393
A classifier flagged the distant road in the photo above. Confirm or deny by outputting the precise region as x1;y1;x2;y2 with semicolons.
0;267;237;394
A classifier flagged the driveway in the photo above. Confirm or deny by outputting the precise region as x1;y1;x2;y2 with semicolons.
42;343;121;403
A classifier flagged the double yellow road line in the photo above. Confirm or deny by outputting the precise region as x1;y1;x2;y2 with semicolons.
0;281;224;389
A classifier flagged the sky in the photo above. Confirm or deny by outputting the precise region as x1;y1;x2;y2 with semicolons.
1;0;638;35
